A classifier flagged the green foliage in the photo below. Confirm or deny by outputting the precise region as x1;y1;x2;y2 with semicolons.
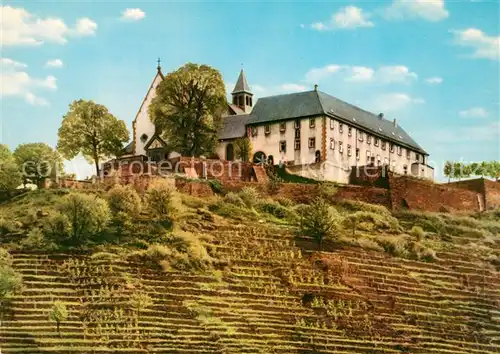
375;235;437;262
0;144;22;191
223;192;245;207
300;198;340;250
411;226;426;241
257;200;294;220
57;193;111;245
49;301;68;336
57;99;129;176
22;228;57;250
317;182;337;200
276;196;294;207
444;160;500;181
266;167;283;194
144;179;177;219
208;179;223;194
238;187;260;208
233;138;252;162
149;63;227;156
129;292;153;326
0;248;22;303
342;211;400;236
106;184;141;216
274;165;318;184
13;143;63;187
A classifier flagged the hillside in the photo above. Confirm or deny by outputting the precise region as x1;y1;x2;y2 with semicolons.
0;186;499;354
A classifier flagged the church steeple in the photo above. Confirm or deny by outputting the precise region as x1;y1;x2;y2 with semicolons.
231;69;253;113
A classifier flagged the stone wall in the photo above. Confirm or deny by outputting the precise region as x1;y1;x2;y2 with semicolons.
170;157;256;182
388;174;480;212
446;178;500;210
484;179;500;209
174;179;214;197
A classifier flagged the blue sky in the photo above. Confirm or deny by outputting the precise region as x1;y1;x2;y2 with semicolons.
1;0;499;180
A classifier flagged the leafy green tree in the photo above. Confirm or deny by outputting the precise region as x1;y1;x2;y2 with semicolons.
443;161;453;183
57;100;129;177
300;198;340;250
106;184;141;216
0;248;22;321
13;143;63;188
0;144;22;190
480;161;489;177
58;193;111;245
49;301;68;337
490;161;500;181
234;138;252;162
144;179;177;220
149;63;227;157
453;162;463;181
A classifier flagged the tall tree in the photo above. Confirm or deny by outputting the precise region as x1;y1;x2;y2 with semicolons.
0;145;22;191
234;137;252;162
149;63;227;157
13;143;63;188
57;100;129;176
443;161;453;183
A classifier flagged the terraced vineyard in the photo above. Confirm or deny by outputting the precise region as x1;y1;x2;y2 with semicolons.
2;219;499;354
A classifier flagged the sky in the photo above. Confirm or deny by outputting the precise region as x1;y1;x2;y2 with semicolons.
1;0;499;181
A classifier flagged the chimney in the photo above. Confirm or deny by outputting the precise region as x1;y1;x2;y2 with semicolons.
393;119;397;127
378;113;384;119
314;84;318;91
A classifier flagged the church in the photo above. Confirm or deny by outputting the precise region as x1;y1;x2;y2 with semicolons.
122;62;434;183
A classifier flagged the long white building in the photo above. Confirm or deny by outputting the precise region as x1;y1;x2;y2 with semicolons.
125;65;434;183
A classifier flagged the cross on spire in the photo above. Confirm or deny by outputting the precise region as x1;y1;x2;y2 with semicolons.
157;57;161;71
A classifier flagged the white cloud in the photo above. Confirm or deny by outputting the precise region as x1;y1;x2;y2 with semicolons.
311;6;374;31
45;59;64;68
0;58;27;68
0;5;97;46
425;77;443;84
121;8;146;21
73;18;97;36
432;122;499;143
459;107;489;118
279;83;307;92
373;93;425;112
384;0;449;22
1;59;56;106
451;28;499;60
305;64;417;84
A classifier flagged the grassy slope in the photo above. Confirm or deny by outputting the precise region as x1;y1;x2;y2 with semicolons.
0;190;499;354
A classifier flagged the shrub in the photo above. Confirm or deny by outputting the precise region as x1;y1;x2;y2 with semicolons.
376;235;409;257
58;193;111;245
300;198;340;250
107;184;141;216
317;182;337;200
343;211;400;236
266;167;282;194
208;179;223;194
22;228;57;251
145;179;177;219
409;241;437;262
42;213;72;243
410;226;426;241
0;248;22;305
49;301;68;337
238;187;260;208
258;200;291;219
223;192;245;207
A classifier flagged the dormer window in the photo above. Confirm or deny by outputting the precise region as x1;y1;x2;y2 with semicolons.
279;122;286;132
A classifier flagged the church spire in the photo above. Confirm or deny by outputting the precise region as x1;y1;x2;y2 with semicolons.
232;69;251;94
157;57;161;72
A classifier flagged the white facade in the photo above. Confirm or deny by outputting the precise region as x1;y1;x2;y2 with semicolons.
133;72;163;156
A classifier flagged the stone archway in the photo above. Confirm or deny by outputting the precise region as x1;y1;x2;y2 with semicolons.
253;151;266;165
226;143;234;161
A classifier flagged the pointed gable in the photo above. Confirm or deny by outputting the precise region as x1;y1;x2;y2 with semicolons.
232;69;251;94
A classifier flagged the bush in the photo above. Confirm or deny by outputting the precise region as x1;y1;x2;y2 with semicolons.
145;179;177;219
42;213;72;243
22;228;57;251
266;167;282;194
343;211;400;236
317;182;337;200
107;184;141;216
300;198;340;250
376;235;409;257
238;187;260;208
258;200;291;219
57;193;111;245
223;192;245;207
411;226;426;241
276;197;294;207
208;179;223;194
0;248;22;303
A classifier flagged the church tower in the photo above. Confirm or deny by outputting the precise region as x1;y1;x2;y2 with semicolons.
231;69;253;113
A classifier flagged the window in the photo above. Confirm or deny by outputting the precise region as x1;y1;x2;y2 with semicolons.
406;150;411;159
279;140;286;153
238;96;243;106
246;96;249;105
330;119;335;130
265;125;271;135
251;127;258;137
356;148;360;160
348;127;352;137
347;144;352;156
308;137;316;148
330;138;335;150
358;132;364;142
397;146;402;156
374;137;379;146
415;153;420;162
140;134;148;143
381;140;386;150
390;143;395;153
232;96;237;105
367;135;371;144
403;165;408;175
339;142;344;153
366;150;371;162
279;122;286;132
295;129;300;138
294;119;300;129
309;118;315;128
339;123;343;133
294;139;301;150
377;155;381;165
384;157;389;165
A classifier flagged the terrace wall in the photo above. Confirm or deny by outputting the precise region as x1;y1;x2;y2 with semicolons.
388;174;481;212
446;178;500;210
